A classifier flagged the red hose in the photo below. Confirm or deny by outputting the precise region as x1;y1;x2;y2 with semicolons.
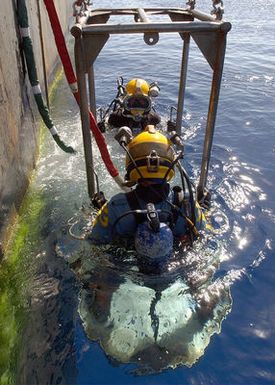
43;0;119;178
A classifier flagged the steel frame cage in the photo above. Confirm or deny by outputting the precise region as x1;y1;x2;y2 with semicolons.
71;6;231;199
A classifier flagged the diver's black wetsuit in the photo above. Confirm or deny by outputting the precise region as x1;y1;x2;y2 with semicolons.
108;108;161;130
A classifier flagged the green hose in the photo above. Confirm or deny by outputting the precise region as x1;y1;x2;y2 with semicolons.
17;0;75;154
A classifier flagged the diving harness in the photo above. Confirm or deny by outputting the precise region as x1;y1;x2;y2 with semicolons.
69;126;204;257
109;126;201;248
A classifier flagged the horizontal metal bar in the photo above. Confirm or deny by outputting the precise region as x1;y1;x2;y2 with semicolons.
89;8;192;14
83;8;221;24
79;21;227;36
88;9;192;19
85;8;192;24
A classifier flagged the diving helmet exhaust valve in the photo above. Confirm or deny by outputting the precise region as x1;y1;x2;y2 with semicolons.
170;131;184;149
147;150;160;172
146;203;160;232
114;126;133;146
149;82;160;97
91;191;107;209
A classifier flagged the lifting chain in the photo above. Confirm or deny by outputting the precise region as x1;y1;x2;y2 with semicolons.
73;0;92;17
186;0;224;20
186;0;196;9
211;0;224;20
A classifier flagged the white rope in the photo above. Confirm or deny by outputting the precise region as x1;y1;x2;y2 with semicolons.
32;84;41;95
20;27;30;38
113;175;131;192
69;82;78;93
50;126;58;136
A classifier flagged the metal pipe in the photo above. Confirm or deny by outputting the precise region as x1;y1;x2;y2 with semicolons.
86;7;207;15
88;65;97;117
81;21;225;35
36;0;49;109
189;9;217;22
197;32;227;199
74;37;96;198
176;34;190;135
137;8;150;23
88;7;186;13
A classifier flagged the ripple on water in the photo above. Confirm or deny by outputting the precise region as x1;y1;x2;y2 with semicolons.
70;232;232;374
10;1;275;382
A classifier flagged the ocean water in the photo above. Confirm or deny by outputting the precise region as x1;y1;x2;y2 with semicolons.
2;1;275;384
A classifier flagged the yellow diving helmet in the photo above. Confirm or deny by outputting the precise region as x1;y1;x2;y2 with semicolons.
124;78;151;117
125;125;175;182
125;78;150;96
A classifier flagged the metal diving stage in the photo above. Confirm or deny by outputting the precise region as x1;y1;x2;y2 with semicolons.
71;1;231;202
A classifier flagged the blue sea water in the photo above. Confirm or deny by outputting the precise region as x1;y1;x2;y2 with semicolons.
10;1;275;384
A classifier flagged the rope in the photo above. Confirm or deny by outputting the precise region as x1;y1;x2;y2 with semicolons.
186;0;225;19
17;0;75;154
43;0;125;186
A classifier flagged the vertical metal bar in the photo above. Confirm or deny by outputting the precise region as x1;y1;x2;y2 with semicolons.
36;0;50;109
74;37;96;198
197;32;227;199
88;65;97;118
175;34;190;135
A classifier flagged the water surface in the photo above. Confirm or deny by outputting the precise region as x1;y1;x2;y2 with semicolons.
1;1;275;384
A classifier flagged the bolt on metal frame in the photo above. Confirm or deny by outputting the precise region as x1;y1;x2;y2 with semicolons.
71;6;231;200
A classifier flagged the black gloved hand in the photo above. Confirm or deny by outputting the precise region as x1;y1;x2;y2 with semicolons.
97;121;107;133
167;120;176;132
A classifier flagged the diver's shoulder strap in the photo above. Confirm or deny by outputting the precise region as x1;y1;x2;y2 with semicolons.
126;186;185;227
126;190;141;210
172;186;184;208
171;186;184;225
125;190;144;224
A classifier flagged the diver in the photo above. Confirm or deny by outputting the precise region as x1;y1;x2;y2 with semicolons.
88;125;206;267
107;78;161;131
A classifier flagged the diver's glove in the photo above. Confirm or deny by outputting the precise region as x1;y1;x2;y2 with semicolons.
97;121;107;133
91;192;107;210
167;120;176;132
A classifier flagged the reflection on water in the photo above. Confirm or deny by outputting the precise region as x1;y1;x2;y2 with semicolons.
69;233;232;374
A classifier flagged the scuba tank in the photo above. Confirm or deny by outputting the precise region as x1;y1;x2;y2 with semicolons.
134;203;174;268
